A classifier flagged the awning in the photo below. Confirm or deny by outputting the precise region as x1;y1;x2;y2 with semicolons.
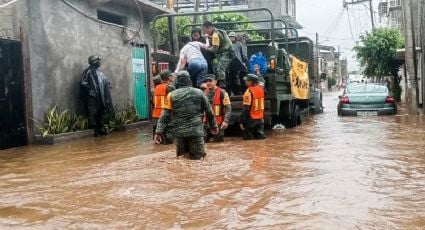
281;15;303;29
395;47;422;60
89;0;172;19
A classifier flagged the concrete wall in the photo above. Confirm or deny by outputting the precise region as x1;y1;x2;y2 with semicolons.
247;0;284;29
247;0;296;27
22;0;151;125
0;0;22;40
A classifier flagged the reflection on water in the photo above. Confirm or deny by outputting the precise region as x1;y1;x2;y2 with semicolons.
1;92;424;229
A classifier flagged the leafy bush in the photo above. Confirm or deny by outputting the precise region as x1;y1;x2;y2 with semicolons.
103;106;141;132
68;114;88;132
33;106;88;137
391;82;402;102
328;77;337;89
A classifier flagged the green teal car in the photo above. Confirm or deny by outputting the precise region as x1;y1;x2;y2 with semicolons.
337;83;397;116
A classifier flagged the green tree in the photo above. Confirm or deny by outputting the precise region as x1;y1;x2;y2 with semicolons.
210;13;263;41
151;16;193;50
151;13;263;50
354;28;404;101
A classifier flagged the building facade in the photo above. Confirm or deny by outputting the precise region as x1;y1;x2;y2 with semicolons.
378;0;403;31
0;0;169;148
379;0;424;113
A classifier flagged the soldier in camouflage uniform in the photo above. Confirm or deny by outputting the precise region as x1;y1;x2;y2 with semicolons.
202;21;235;89
154;71;218;160
202;74;232;142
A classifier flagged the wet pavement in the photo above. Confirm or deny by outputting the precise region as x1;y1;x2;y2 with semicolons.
1;91;425;229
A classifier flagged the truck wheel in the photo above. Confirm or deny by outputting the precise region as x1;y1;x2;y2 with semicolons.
284;105;301;128
294;105;301;126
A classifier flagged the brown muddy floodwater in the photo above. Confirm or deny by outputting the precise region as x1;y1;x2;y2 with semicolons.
1;91;425;229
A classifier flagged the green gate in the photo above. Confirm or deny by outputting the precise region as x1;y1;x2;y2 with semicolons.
132;46;149;120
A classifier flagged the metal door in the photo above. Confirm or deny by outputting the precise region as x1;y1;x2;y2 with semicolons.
132;46;149;120
0;39;26;149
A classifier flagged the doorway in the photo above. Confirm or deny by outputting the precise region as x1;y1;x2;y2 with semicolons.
0;39;26;150
132;45;149;120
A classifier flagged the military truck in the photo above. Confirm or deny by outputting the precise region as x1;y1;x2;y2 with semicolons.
151;8;323;129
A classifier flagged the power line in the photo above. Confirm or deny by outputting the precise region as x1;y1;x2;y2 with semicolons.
302;30;354;41
0;0;21;8
323;8;345;35
343;0;375;30
346;7;357;42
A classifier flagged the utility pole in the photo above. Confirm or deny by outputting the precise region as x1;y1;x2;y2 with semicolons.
369;0;375;30
343;0;375;30
338;45;342;86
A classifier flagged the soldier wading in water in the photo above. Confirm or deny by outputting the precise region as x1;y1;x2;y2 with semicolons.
154;71;218;160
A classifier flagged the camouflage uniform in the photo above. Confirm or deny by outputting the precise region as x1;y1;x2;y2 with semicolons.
207;29;234;88
156;71;217;160
203;86;232;142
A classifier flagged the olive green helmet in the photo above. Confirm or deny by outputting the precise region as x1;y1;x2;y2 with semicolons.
175;70;192;88
88;55;102;65
243;74;260;82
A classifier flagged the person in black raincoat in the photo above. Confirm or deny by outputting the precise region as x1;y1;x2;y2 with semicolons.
79;55;114;136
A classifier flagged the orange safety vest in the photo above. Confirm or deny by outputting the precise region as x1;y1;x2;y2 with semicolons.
152;83;168;118
249;85;264;119
203;87;224;125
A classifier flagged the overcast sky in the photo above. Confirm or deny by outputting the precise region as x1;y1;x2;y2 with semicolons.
296;0;382;71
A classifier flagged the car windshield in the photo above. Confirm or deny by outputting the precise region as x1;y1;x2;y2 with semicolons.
346;84;388;94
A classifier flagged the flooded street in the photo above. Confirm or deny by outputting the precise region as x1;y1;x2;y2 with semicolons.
1;91;425;229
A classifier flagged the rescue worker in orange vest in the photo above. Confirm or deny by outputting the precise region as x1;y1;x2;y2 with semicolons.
240;74;266;140
202;74;232;142
152;70;175;144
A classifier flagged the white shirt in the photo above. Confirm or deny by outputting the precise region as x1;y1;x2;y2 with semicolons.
175;41;207;73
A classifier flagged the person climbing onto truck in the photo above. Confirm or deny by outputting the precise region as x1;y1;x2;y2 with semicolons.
227;31;248;96
202;21;234;89
240;74;266;140
175;36;209;88
152;70;175;144
202;74;232;142
191;28;215;75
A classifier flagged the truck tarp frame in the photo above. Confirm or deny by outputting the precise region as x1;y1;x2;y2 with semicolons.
151;8;275;55
181;19;298;52
227;27;299;53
